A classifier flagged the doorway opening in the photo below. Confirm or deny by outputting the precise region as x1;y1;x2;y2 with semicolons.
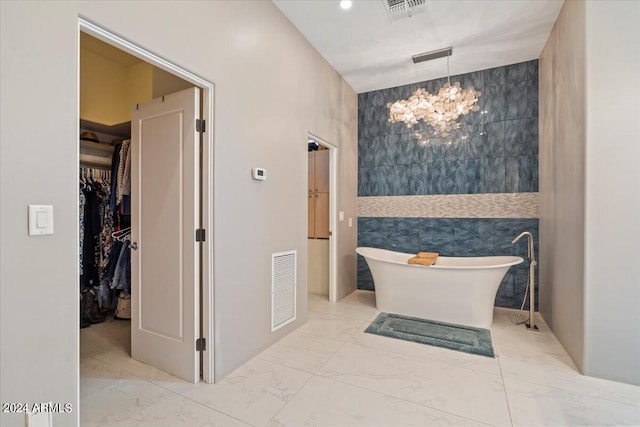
77;18;215;393
307;134;338;303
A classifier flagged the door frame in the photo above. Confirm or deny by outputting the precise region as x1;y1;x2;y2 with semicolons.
308;133;338;303
78;17;215;383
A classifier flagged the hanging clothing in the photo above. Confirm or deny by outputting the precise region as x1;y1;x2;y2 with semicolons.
79;190;86;275
112;243;131;295
122;141;131;197
81;187;101;287
121;140;132;215
80;141;131;323
80;169;116;309
97;179;114;304
115;139;132;216
110;143;122;215
105;239;123;287
117;140;130;205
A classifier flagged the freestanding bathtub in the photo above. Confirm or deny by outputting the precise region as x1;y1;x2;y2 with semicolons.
357;247;523;328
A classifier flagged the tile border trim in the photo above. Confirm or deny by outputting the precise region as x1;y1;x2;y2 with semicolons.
358;193;539;218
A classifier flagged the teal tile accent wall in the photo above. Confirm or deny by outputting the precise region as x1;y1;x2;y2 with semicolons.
358;60;538;197
357;60;539;310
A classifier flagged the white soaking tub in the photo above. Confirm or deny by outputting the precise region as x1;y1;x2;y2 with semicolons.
357;247;523;328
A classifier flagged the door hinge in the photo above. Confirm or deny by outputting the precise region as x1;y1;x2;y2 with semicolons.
195;229;206;242
196;119;206;133
196;338;206;351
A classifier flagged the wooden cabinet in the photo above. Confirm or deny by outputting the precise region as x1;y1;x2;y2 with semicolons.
314;192;330;238
308;192;315;238
314;149;329;193
308;150;330;239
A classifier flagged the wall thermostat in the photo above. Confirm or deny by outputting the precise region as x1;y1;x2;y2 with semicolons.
252;168;267;181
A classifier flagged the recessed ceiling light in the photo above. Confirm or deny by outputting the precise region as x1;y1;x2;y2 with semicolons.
340;0;352;10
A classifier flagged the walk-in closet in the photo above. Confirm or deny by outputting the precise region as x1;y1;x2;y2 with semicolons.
79;31;203;397
79;126;133;328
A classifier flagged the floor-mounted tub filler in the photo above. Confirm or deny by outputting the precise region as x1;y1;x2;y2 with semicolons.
356;247;523;329
511;231;538;331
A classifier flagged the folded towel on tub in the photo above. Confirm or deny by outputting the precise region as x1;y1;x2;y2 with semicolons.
417;251;439;259
408;253;439;266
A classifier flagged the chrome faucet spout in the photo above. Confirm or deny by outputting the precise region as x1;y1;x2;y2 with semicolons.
511;231;531;244
512;231;535;262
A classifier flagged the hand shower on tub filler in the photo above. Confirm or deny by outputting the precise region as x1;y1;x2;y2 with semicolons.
512;232;538;331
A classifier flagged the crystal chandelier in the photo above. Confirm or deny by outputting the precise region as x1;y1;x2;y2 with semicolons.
387;50;481;137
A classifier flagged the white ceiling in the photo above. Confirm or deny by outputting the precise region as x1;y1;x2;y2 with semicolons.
273;0;564;93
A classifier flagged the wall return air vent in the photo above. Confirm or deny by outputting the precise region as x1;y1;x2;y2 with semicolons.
271;250;297;331
383;0;428;21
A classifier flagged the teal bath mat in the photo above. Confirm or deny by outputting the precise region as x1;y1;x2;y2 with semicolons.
365;313;495;358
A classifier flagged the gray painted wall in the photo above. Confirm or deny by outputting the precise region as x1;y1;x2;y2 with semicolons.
539;0;640;385
0;2;357;426
539;0;586;372
583;0;640;385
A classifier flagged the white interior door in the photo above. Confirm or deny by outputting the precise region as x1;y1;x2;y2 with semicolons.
130;87;200;383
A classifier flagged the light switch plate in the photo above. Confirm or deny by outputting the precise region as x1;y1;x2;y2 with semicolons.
348;218;353;227
339;211;345;222
28;205;54;236
25;410;53;427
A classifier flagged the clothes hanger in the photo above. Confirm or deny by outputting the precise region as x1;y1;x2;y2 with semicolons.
80;169;89;189
111;227;132;242
111;227;131;236
118;231;132;243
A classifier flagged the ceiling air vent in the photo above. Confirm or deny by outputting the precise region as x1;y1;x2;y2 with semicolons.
383;0;428;21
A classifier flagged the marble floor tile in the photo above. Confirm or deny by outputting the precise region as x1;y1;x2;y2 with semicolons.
80;293;640;427
339;289;377;308
491;308;640;407
308;293;380;321
491;309;565;357
349;328;502;376
267;376;488;427
81;321;130;361
341;291;382;322
299;311;370;342
318;342;511;426
499;349;640;408
102;394;251;427
80;327;117;359
181;358;312;427
257;330;345;373
82;322;199;394
506;377;640;427
493;328;570;359
91;346;204;395
80;356;137;398
80;377;176;427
